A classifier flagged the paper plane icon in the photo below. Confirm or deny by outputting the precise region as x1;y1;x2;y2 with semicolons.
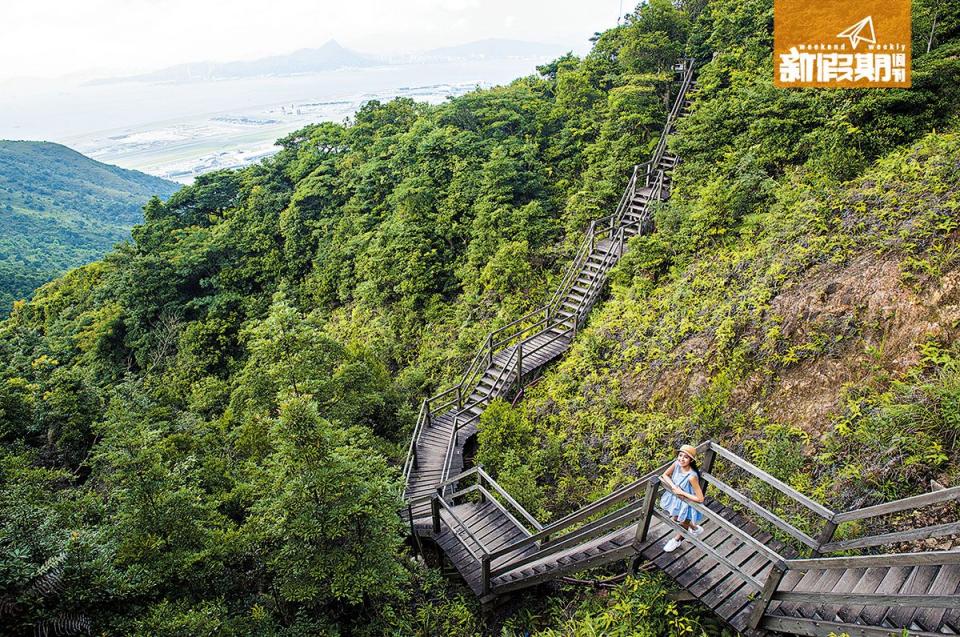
838;16;876;49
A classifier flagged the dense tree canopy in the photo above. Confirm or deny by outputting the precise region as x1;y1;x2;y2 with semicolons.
2;0;959;634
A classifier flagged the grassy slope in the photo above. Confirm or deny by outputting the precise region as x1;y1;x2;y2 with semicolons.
506;130;960;536
0;141;178;313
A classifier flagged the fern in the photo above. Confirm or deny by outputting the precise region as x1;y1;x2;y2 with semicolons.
34;613;92;637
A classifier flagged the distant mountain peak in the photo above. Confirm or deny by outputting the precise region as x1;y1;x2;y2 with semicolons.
89;41;376;85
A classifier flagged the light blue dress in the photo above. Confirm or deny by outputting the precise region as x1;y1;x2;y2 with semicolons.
659;462;703;524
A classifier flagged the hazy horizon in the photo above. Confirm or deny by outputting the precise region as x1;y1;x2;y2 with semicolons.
0;0;625;83
0;1;632;181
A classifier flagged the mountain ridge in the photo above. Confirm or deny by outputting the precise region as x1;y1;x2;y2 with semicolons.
86;39;377;85
0;140;178;313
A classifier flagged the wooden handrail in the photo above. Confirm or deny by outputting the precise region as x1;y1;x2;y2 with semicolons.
491;315;550;350
401;401;429;488
405;56;698;521
771;592;960;609
436;495;488;560
708;442;834;521
489;305;549;341
486;446;702;563
702;472;819;550
832;484;960;523
490;495;648;578
437;466;480;490
477;467;543;532
653;510;765;589
476;485;534;541
660;476;788;569
785;549;960;570
819;520;960;553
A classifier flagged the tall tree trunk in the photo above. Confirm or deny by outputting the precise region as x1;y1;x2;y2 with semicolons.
928;8;939;53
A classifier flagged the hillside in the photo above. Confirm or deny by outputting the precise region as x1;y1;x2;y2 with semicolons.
0;141;178;314
0;0;959;635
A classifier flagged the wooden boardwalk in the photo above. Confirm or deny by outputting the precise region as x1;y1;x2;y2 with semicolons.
401;58;960;636
420;443;960;637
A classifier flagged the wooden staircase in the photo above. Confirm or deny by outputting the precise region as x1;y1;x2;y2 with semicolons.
419;442;960;637
400;57;960;636
402;57;697;522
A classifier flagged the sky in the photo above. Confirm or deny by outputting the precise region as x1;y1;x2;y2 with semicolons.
0;0;628;82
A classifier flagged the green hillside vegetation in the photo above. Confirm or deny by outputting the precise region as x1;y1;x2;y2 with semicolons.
1;0;959;634
0;141;178;314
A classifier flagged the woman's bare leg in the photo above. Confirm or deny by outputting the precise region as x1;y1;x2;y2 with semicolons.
673;518;693;541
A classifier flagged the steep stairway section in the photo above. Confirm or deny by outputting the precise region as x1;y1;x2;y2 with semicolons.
402;58;698;523
398;56;960;637
435;441;960;637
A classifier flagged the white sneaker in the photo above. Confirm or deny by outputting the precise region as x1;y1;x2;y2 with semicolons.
690;524;705;537
663;537;683;552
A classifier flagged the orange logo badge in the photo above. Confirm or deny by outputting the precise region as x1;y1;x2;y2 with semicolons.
774;0;912;88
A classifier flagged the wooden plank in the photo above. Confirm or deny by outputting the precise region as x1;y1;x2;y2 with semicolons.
703;546;773;611
653;504;727;575
743;563;787;630
471;512;516;543
477;468;542;531
492;543;638;595
880;565;939;629
820;520;960;553
790;568;845;619
466;507;509;538
679;529;742;591
715;560;776;624
770;594;960;618
856;566;914;627
834;567;891;622
810;567;866;622
653;511;763;590
682;507;754;594
773;568;827;617
473;492;531;543
478;521;523;551
832;485;960;523
662;489;786;568
912;563;960;631
762;615;949;637
652;499;724;559
786;550;960;570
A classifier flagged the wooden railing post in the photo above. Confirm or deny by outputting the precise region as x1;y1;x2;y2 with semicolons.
487;334;493;368
635;478;659;544
699;446;716;494
412;447;419;470
516;343;523;392
748;563;786;629
424;402;432;429
456;385;462;409
431;496;442;534
811;519;838;558
481;554;491;596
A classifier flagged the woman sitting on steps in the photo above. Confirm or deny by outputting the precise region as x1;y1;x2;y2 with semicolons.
660;444;706;552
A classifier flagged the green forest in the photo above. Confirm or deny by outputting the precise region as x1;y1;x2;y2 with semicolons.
0;141;178;316
2;0;960;634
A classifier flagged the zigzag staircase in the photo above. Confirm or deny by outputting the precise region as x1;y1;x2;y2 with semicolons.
400;59;960;636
